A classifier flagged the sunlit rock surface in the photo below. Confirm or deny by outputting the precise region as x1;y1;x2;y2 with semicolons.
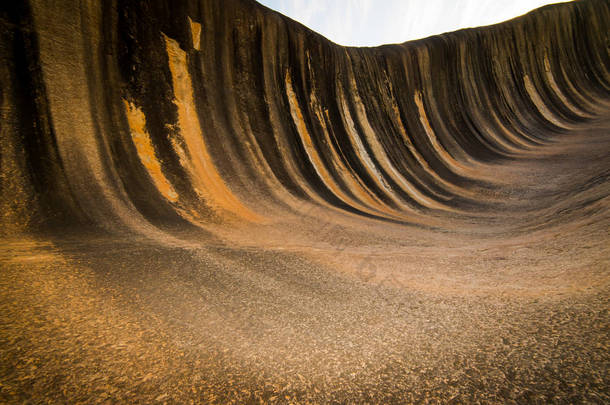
1;0;609;402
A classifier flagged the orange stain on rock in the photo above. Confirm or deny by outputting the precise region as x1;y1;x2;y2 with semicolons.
163;34;262;223
188;17;202;51
123;99;179;202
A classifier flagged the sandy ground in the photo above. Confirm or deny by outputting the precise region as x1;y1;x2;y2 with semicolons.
0;114;608;403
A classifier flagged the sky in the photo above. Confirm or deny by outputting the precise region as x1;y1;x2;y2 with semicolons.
256;0;571;47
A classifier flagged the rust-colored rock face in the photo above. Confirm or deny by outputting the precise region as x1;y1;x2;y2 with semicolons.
1;0;609;402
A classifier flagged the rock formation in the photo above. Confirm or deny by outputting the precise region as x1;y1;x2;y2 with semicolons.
1;0;608;402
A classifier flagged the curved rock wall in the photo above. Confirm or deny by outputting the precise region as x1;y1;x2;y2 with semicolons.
1;0;608;236
1;0;610;402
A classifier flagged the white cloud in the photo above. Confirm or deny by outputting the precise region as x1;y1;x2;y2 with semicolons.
257;0;573;46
